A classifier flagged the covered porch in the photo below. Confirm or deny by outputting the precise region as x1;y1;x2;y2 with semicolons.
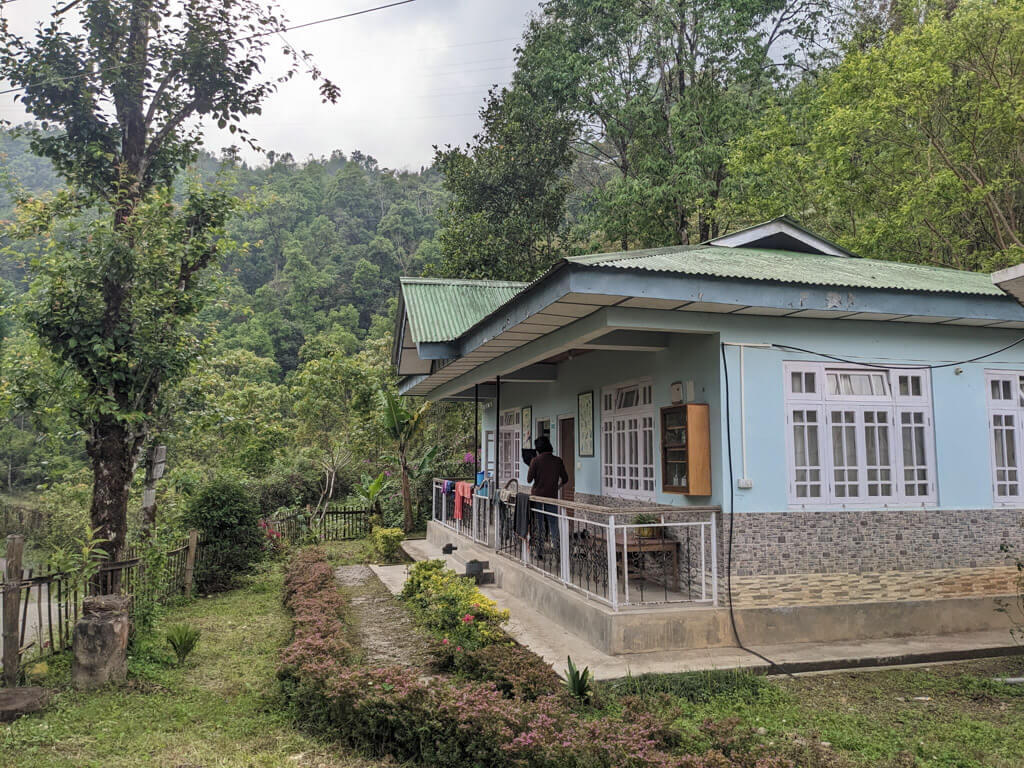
431;479;719;610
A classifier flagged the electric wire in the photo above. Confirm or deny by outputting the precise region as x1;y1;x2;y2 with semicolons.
717;331;1024;675
720;343;795;678
770;335;1024;370
0;0;424;97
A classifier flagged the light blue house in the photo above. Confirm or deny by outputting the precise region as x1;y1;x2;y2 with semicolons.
394;218;1024;653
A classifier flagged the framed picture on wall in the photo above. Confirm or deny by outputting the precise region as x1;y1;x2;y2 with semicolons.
522;406;533;446
577;391;594;456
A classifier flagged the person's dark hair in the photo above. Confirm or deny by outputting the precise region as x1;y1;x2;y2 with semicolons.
535;435;553;453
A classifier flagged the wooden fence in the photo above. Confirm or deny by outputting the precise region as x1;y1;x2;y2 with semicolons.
1;531;202;686
267;505;372;542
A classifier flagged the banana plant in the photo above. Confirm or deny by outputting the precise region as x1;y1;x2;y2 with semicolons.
353;470;389;514
377;388;431;532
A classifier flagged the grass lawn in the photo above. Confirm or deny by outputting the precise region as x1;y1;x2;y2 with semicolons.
3;540;1021;768
613;658;1024;768
0;562;377;768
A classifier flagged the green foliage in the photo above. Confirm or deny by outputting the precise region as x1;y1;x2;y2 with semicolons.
565;655;593;702
182;474;262;593
605;668;769;704
400;559;508;651
165;623;201;666
451;642;562;701
47;525;109;595
378;388;432;532
132;541;169;637
433;83;576;281
370;526;404;562
353;471;388;512
724;0;1024;270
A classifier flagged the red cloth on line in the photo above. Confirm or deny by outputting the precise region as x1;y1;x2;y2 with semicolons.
454;481;474;520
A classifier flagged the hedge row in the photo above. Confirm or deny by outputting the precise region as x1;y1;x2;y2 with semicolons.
278;548;799;768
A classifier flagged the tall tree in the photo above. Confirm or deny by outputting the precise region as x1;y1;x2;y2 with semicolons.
0;0;337;568
506;0;832;250
433;81;577;281
723;0;1024;270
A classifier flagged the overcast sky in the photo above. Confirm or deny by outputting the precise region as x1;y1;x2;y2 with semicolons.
0;0;540;170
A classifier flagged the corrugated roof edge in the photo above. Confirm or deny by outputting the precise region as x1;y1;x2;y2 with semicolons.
566;246;1001;296
399;276;529;288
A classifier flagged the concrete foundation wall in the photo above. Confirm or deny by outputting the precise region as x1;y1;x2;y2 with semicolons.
427;522;1017;654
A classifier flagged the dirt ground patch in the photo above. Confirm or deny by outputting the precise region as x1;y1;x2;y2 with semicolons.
334;565;436;670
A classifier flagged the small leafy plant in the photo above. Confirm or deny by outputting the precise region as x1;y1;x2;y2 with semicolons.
565;655;592;702
371;526;405;562
165;623;201;665
632;513;658;538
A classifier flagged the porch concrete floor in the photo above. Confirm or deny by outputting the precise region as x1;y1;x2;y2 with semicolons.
386;539;1023;680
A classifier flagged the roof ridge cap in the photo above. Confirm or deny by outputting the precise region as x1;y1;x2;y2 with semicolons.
400;276;529;287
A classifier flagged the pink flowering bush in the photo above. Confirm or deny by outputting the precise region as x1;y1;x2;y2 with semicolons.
259;518;287;558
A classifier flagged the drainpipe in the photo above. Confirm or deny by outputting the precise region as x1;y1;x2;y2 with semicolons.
474;384;479;477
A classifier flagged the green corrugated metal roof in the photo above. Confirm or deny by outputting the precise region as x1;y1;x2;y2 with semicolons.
568;245;1002;296
400;277;528;343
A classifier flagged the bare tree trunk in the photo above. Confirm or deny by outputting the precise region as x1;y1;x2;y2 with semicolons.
86;418;144;592
140;442;165;539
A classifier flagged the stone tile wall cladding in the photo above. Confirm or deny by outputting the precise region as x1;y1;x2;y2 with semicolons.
569;496;1024;609
727;507;1024;608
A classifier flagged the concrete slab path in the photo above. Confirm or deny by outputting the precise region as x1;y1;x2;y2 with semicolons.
397;537;1024;679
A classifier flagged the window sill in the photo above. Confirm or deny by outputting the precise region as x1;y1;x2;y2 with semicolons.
786;501;938;511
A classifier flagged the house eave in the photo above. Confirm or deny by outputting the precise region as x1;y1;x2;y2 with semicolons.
399;263;1024;400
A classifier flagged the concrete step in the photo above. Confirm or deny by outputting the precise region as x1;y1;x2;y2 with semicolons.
401;537;495;585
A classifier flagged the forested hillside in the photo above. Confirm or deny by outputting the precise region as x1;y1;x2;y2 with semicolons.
0;134;466;543
2;0;1023;555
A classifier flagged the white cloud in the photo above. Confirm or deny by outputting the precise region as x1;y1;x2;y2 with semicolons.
0;0;539;169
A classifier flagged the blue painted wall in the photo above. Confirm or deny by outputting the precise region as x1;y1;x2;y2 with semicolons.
479;311;1024;512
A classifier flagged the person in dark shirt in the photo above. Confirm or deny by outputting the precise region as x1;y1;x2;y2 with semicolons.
527;436;568;549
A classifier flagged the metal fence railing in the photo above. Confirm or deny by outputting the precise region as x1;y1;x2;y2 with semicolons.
267;506;372;542
434;478;719;611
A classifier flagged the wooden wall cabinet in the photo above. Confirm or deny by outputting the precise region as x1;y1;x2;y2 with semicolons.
660;403;711;496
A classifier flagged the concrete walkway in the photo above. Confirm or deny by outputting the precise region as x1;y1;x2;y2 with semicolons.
393;538;1024;679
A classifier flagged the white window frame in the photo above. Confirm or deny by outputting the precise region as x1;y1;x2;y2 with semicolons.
784;362;937;508
498;408;521;484
985;370;1024;504
601;379;656;500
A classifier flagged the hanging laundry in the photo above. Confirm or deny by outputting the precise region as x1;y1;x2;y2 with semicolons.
515;492;532;539
454;481;473;520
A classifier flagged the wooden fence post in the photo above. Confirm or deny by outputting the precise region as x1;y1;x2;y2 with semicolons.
3;534;24;687
183;529;199;599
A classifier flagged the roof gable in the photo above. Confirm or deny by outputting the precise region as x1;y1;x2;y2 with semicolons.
708;216;856;258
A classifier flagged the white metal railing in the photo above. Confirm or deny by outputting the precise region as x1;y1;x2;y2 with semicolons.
433;479;718;610
432;478;485;542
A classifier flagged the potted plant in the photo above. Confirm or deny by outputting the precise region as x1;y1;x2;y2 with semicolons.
632;513;658;539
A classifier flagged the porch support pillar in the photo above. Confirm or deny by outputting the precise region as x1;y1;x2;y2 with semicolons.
473;384;479;477
495;375;501;490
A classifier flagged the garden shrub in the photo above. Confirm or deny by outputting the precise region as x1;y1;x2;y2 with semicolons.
450;643;562;701
400;559;508;650
370;526;404;562
183;474;263;592
255;457;324;517
280;548;352;676
280;548;800;768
